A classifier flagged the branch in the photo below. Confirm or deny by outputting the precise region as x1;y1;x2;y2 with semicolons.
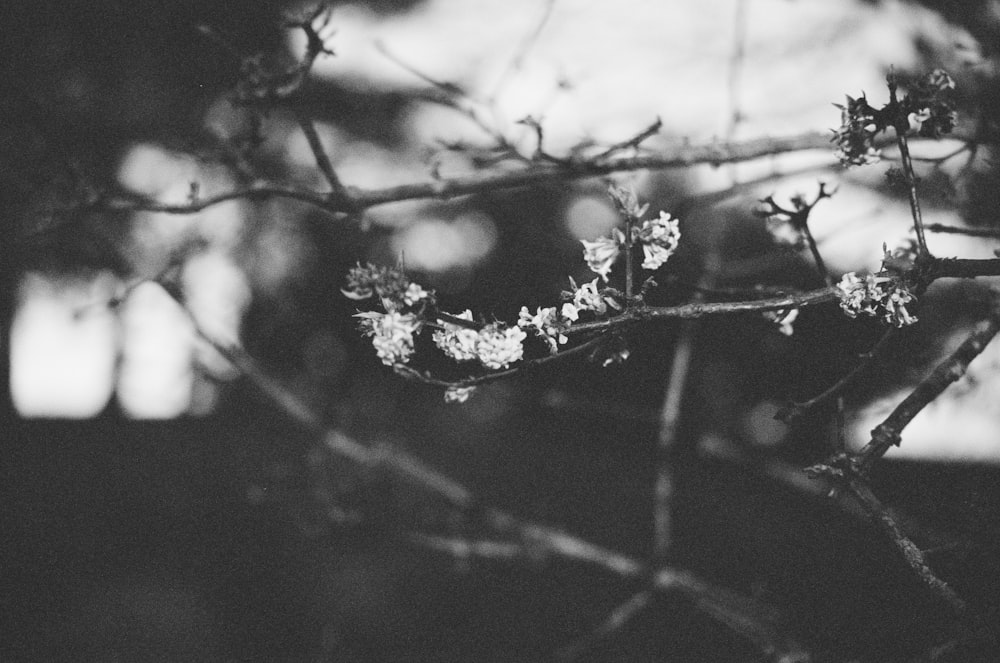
392;335;606;389
847;480;968;617
888;74;931;257
567;286;838;334
84;184;352;218
925;223;1000;239
929;257;1000;280
556;591;654;661
292;107;353;205
777;327;897;424
856;313;1000;469
653;261;717;558
153;280;799;657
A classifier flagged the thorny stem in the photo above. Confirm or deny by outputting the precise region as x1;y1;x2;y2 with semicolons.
888;74;931;257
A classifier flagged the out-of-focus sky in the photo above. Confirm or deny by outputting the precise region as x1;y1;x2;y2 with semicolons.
11;0;1000;461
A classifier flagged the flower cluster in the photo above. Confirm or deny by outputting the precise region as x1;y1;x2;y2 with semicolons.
902;69;956;139
581;204;681;280
346;187;683;401
474;323;528;369
431;311;526;369
581;230;625;281
832;69;956;167
355;310;422;365
832;94;883;167
518;305;573;354
836;272;917;327
763;308;799;336
563;277;620;316
342;263;433;309
635;211;682;270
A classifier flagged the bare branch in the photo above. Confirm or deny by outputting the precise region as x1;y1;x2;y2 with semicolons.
856;313;1000;469
848;480;968;617
777;327;897;424
888;73;931;257
556;591;654;661
151;276;800;657
925;224;1000;238
568;286;839;334
292;107;353;205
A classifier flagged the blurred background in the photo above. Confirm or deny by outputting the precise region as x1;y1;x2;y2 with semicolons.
3;0;1000;660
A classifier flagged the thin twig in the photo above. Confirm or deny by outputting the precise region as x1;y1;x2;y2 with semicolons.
292;107;352;204
653;257;717;558
392;335;606;389
777;327;896;424
487;0;557;104
556;591;654;661
888;74;931;257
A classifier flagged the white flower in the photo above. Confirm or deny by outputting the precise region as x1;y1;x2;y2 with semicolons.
444;385;476;404
355;310;421;366
561;302;579;322
764;308;799;336
433;310;479;362
837;272;917;327
403;282;431;306
518;305;569;354
568;277;614;315
581;230;623;281
476;324;526;369
635;211;680;270
882;285;918;327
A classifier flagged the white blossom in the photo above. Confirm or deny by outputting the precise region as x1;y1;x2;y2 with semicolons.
581;230;623;281
476;324;526;369
561;302;579;322
568;277;614;315
355;310;421;366
837;272;917;327
432;310;479;362
403;282;431;306
764;308;799;336
444;385;476;404
518;305;569;354
635;211;681;270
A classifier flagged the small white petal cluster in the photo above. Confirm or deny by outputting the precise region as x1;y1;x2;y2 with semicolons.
763;308;799;336
475;323;527;369
432;310;479;362
569;278;608;314
635;211;681;270
518;305;571;354
837;272;918;327
354;310;422;366
581;210;681;280
581;231;623;282
444;385;476;404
